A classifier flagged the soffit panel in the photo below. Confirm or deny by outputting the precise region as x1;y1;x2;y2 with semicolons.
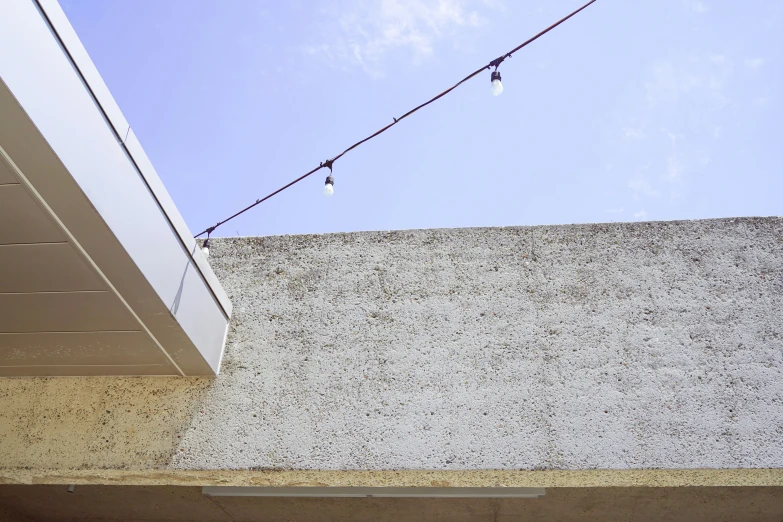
0;292;138;333
0;7;230;374
0;184;65;245
0;155;17;184
0;88;212;375
0;364;177;377
0;242;105;293
0;331;169;366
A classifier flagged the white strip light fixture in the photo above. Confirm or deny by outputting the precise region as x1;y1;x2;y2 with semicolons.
202;487;546;498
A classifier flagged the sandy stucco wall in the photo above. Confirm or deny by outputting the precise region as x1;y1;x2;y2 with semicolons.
0;217;781;484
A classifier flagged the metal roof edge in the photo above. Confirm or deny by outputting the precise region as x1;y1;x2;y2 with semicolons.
34;0;232;319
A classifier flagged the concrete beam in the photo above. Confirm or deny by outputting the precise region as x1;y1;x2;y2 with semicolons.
2;484;783;521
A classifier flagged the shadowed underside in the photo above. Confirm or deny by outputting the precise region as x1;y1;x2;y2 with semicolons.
1;484;783;522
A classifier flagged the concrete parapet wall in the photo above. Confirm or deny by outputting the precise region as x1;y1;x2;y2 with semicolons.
0;217;781;484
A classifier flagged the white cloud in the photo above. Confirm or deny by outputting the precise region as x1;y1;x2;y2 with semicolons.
623;127;645;140
606;207;625;214
480;0;505;9
744;57;765;69
305;0;489;75
629;179;661;199
686;0;708;13
662;129;684;147
644;62;680;104
664;157;684;182
644;56;733;110
657;156;687;202
634;209;648;219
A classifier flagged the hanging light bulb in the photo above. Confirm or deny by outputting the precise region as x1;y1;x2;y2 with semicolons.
202;238;210;257
488;55;506;97
490;70;503;96
321;160;335;197
324;174;334;197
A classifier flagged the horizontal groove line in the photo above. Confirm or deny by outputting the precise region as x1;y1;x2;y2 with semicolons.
0;374;180;378
0;330;141;335
0;241;69;247
0;182;21;187
0;290;108;295
0;364;173;368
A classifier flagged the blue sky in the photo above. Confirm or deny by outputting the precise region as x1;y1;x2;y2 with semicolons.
60;0;782;237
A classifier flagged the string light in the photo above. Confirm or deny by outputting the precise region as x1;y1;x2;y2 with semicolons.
323;162;334;197
488;54;506;97
194;0;598;238
490;70;503;96
490;67;503;96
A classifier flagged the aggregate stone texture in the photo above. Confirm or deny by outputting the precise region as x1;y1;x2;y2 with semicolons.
0;217;781;473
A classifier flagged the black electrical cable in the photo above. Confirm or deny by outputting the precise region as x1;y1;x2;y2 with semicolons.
195;0;597;238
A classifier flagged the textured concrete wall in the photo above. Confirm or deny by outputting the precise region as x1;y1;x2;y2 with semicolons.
0;217;781;481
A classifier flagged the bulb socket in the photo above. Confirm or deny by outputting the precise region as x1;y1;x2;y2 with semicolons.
325;175;334;186
491;70;501;83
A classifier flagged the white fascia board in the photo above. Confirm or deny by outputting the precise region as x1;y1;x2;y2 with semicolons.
0;0;231;374
35;0;232;320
